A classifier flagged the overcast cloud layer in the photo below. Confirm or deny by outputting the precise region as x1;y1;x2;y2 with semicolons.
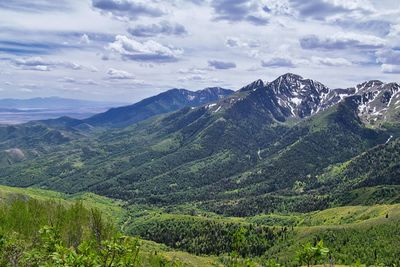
0;0;399;102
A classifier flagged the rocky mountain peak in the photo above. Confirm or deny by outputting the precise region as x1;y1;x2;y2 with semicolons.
239;79;265;92
356;80;384;92
264;73;331;118
349;80;400;125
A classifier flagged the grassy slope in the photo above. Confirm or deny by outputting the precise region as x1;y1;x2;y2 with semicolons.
0;185;219;266
125;203;400;265
0;184;126;223
1;184;399;265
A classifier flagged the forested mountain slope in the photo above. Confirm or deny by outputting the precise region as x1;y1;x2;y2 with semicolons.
0;74;398;217
84;87;233;127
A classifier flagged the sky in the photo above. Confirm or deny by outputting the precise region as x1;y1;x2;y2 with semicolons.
0;0;399;102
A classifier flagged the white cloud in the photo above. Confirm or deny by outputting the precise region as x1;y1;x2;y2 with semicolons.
376;49;400;65
300;32;386;50
0;0;399;101
106;68;135;79
19;88;33;93
80;34;91;44
178;74;206;82
311;56;352;66
91;0;165;20
12;57;82;71
381;64;400;74
261;57;295;68
225;37;260;48
107;35;183;62
178;67;208;75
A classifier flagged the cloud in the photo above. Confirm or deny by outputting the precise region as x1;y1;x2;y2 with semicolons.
106;68;135;79
0;0;70;13
311;56;352;66
300;33;385;50
91;0;164;20
333;19;392;37
59;77;76;83
79;34;91;44
381;64;400;74
376;49;400;65
178;74;206;82
376;49;400;74
128;21;187;37
19;88;33;93
211;0;269;25
11;56;82;71
178;67;208;75
225;37;260;48
59;77;98;85
0;40;74;56
208;60;236;69
261;57;295;68
388;24;400;38
288;0;374;20
107;35;183;62
225;37;240;48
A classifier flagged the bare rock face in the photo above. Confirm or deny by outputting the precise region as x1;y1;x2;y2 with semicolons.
351;81;400;125
230;74;399;126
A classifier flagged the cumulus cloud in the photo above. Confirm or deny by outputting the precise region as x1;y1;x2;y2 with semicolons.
211;0;269;25
376;49;400;74
107;35;183;62
225;37;240;48
333;19;391;37
261;57;295;68
91;0;164;20
106;68;135;79
178;67;208;75
225;37;260;48
376;49;400;65
381;64;400;74
288;0;374;20
208;60;236;69
128;21;187;37
300;33;385;50
59;77;98;85
11;57;82;71
178;74;206;82
311;56;352;66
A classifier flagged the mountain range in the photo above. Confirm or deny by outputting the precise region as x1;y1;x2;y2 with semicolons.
0;97;128;124
0;73;399;217
84;87;234;127
0;97;124;109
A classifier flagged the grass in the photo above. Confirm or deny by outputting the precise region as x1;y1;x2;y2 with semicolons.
0;184;127;224
0;185;220;266
1;184;399;266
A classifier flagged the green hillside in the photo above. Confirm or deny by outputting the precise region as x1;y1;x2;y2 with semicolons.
0;75;399;266
0;96;395;218
1;185;399;266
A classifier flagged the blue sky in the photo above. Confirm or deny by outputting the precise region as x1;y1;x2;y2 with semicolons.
0;0;399;102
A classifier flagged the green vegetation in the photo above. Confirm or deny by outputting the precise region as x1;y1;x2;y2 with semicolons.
0;190;217;266
127;214;286;257
0;77;399;265
0;99;395;219
2;185;399;266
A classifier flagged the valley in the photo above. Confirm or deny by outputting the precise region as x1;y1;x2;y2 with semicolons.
0;73;399;265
